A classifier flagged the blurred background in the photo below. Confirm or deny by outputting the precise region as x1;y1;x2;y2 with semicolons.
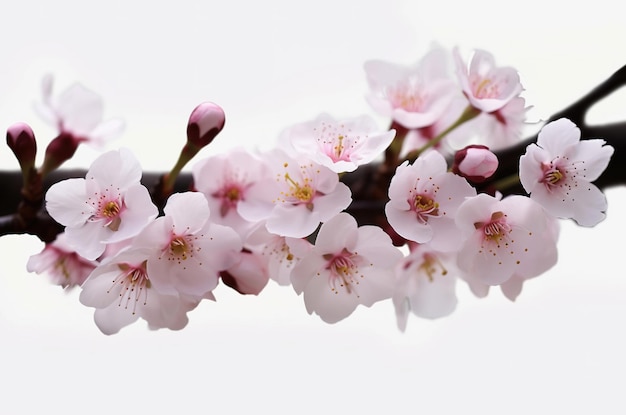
1;1;625;413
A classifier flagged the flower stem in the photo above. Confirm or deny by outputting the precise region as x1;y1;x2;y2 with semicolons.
402;105;481;163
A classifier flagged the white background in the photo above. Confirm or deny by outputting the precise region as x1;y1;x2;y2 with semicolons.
1;1;625;414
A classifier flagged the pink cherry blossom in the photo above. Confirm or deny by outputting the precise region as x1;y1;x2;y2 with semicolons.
36;74;124;146
393;243;458;331
282;113;395;173
26;232;98;289
385;150;476;250
519;118;614;227
455;194;558;286
243;149;352;238
192;148;271;239
45;148;158;260
454;48;523;113
132;191;242;298
364;47;458;129
79;248;202;335
459;212;559;300
290;213;403;323
246;226;312;286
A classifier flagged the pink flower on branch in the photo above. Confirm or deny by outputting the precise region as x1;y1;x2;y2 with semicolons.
79;248;203;335
290;213;403;324
393;244;459;331
45;148;158;260
454;48;523;113
242;149;352;238
282;113;395;173
26;232;98;289
364;47;458;129
132;191;242;298
192;148;271;239
455;194;558;286
385;150;476;251
519;118;614;227
36;74;124;146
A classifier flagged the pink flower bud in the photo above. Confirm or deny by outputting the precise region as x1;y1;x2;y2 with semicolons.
40;132;79;176
6;122;37;170
186;102;225;148
452;145;498;183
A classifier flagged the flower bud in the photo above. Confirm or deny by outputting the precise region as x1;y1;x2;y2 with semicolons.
40;132;79;176
6;122;37;171
452;145;498;183
186;102;225;149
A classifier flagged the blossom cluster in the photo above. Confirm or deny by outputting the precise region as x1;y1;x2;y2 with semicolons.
22;46;614;334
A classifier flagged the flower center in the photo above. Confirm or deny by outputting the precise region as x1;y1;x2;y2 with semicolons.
541;161;566;189
109;262;150;314
170;236;189;259
213;185;243;217
418;253;448;282
475;211;511;245
412;194;439;224
473;78;499;99
324;250;362;295
387;83;424;112
283;172;315;209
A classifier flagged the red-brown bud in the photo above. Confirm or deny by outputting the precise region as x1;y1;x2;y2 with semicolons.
6;122;37;171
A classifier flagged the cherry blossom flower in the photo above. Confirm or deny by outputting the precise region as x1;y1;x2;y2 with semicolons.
26;232;98;289
192;148;271;239
455;194;558;286
79;248;203;335
393;243;458;331
454;48;523;113
282;113;395;173
242;149;352;238
36;74;124;146
459;212;560;301
132;191;242;298
45;148;158;260
364;47;458;129
246;226;312;286
290;213;403;323
519;118;614;226
385;150;476;250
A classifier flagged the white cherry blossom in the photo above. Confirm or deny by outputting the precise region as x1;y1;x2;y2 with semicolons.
454;48;523;113
192;148;270;239
45;148;158;260
26;232;98;289
243;149;352;238
393;244;458;331
455;194;558;286
132;191;242;298
290;213;403;323
282;113;395;173
79;248;202;335
519;118;614;226
364;46;458;129
36;74;124;146
385;150;476;250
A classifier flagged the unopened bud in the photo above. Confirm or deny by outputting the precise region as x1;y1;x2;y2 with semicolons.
186;102;225;148
40;132;79;176
452;145;498;183
7;122;37;172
